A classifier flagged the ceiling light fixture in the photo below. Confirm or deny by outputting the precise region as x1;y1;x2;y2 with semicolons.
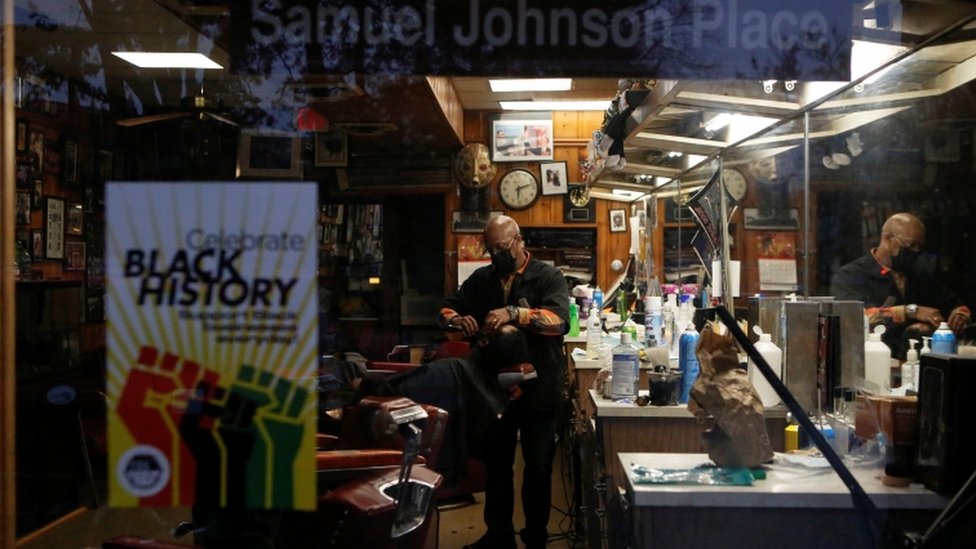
489;78;572;92
111;52;223;69
500;100;608;111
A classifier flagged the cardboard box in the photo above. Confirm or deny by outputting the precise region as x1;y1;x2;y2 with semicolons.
854;395;918;445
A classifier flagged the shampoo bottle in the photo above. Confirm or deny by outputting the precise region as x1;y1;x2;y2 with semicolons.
568;301;580;337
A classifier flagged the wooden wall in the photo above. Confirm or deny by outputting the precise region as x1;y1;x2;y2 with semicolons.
445;110;633;295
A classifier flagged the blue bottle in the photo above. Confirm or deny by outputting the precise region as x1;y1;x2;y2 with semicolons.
931;322;957;354
593;286;604;312
678;322;700;404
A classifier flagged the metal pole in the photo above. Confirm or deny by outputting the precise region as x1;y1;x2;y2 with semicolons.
803;112;811;297
718;158;733;310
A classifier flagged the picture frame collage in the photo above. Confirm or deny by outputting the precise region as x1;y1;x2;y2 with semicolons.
14;111;103;276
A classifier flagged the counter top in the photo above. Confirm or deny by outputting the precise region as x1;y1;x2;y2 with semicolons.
619;452;946;510
588;389;790;419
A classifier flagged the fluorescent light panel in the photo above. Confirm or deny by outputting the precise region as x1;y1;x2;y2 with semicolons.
489;78;572;92
500;100;608;111
112;52;222;69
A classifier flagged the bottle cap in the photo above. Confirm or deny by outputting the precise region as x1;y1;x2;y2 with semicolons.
938;321;950;330
759;333;772;342
620;332;632;344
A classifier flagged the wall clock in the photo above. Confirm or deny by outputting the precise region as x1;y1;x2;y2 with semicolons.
721;167;748;202
498;169;540;210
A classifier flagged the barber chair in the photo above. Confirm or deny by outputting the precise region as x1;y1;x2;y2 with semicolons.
315;396;447;549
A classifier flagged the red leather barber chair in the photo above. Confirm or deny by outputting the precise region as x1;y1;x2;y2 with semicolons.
315;396;448;549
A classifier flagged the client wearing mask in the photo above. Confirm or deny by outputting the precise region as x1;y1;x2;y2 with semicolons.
439;214;569;549
832;212;971;359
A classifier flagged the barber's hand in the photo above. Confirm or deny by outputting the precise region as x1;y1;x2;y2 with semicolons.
483;307;514;334
447;315;479;337
915;306;944;327
948;306;971;333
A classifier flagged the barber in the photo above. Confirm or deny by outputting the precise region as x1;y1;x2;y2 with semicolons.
831;212;970;358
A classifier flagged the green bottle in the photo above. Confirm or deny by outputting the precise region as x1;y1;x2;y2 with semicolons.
568;301;580;336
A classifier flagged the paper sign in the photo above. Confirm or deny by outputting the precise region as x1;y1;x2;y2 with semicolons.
106;182;319;510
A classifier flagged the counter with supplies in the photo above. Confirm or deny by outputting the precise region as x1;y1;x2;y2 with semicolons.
619;452;946;549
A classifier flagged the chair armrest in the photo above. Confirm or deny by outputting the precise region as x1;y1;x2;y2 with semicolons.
367;361;422;374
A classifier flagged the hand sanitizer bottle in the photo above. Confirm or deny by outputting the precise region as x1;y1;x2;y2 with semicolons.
902;339;919;390
586;306;602;359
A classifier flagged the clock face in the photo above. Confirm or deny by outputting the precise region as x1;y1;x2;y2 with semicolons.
498;169;540;210
569;184;591;207
722;168;748;201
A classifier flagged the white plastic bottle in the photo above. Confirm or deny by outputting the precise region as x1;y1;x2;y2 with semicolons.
864;325;892;392
586;306;602;359
610;332;640;400
921;336;932;356
749;327;783;408
902;339;920;390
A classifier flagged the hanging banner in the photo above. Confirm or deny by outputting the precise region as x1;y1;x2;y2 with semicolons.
230;0;853;80
106;182;319;511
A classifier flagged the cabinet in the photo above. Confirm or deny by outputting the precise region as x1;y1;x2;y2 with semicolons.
522;227;596;284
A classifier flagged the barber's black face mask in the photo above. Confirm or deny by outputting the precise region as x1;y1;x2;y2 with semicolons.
490;250;516;277
890;248;919;273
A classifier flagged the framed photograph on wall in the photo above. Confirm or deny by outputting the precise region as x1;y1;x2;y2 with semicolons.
31;178;43;209
98;149;113;182
67;202;84;236
63;140;78;186
237;131;302;178
30;229;44;261
491;117;553;162
45;197;64;259
16;119;28;154
452;210;503;234
15;191;31;225
609;208;628;233
540;161;568;195
314;129;348;167
65;241;86;271
29;128;44;172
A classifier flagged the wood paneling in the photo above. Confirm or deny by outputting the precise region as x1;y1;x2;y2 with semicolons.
446;111;635;293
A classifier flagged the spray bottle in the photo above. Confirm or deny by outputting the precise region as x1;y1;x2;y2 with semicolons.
677;322;700;404
932;322;957;354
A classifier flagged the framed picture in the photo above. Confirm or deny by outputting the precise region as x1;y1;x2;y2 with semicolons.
16;119;28;154
16;161;30;188
67;202;84;236
609;208;628;233
30;229;44;261
314;129;348;167
540;161;568;195
452;210;503;234
237;131;302;178
491;117;554;162
31;178;43;208
65;241;86;271
743;207;799;231
63;140;78;186
45;197;64;259
29;128;44;172
97;149;113;182
15;191;31;225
